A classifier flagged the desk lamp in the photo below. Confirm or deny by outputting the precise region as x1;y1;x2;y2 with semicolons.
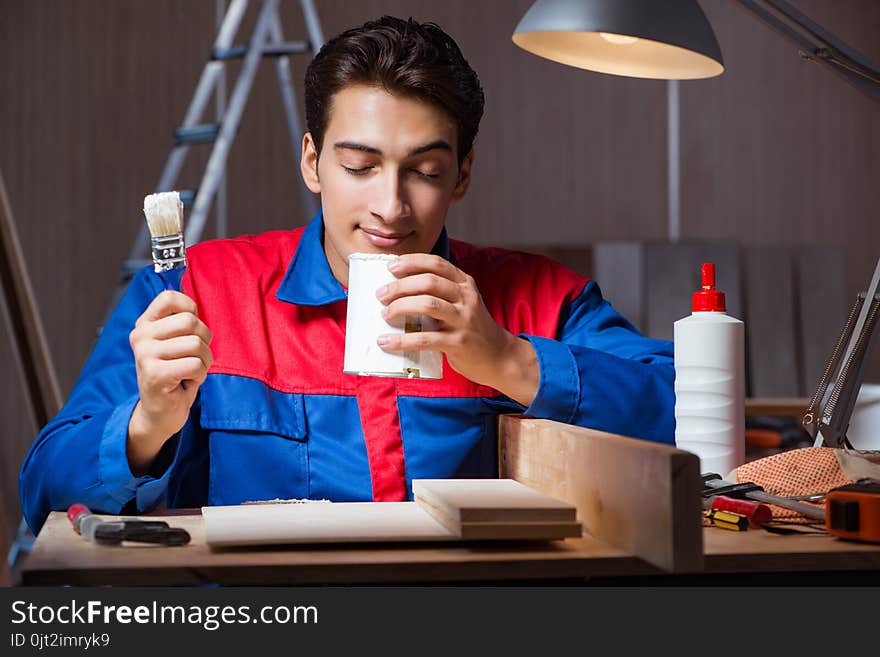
512;0;880;448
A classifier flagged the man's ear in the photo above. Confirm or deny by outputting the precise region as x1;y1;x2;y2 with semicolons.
451;149;474;202
300;132;321;194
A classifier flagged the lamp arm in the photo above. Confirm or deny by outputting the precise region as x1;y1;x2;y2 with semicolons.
735;0;880;101
803;255;880;449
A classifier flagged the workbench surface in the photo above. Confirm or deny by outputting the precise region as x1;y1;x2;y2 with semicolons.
19;510;880;586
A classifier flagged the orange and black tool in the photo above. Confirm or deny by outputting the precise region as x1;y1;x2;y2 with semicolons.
826;479;880;544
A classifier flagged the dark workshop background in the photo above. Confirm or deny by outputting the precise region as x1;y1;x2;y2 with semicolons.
1;0;879;544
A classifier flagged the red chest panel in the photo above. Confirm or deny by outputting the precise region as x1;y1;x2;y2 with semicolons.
181;228;588;399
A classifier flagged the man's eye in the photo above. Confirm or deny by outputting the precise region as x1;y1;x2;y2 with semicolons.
342;165;371;176
412;170;440;180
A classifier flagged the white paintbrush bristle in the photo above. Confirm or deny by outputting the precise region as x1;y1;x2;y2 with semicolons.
143;191;184;238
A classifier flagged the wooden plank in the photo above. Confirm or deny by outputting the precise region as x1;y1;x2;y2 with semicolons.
0;168;63;428
498;415;704;573
743;247;801;397
203;502;457;547
797;247;850;396
592;242;645;331
416;493;582;540
413;479;581;540
412;479;577;523
204;486;583;548
455;521;582;541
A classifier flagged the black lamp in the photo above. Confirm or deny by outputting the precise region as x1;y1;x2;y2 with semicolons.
512;0;724;80
512;0;880;448
513;0;880;98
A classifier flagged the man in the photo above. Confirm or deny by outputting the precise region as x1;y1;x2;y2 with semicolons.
20;16;674;533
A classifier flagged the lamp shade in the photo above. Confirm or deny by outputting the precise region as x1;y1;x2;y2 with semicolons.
512;0;724;80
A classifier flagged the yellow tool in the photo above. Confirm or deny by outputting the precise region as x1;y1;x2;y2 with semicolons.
703;508;749;531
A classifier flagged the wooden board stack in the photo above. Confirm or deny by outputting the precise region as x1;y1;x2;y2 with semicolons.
413;479;582;540
202;479;581;548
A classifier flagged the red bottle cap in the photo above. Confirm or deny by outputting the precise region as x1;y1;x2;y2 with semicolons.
692;263;726;312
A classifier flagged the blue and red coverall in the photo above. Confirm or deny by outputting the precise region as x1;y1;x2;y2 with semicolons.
20;213;675;532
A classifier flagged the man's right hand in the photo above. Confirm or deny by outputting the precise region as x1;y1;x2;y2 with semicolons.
126;290;213;474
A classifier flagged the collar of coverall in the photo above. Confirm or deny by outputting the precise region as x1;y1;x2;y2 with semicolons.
276;210;451;306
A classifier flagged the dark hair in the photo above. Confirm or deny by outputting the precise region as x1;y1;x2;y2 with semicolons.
304;16;484;167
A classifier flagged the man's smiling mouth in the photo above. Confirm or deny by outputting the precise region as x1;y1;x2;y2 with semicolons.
358;226;414;247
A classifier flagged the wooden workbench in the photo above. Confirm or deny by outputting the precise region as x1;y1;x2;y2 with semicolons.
19;418;880;585
18;510;880;585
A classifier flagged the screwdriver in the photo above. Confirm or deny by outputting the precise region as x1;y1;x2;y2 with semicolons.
67;503;104;541
703;507;749;531
66;503;191;546
703;494;773;527
703;475;826;521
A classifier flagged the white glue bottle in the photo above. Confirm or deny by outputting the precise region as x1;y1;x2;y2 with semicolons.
674;262;744;477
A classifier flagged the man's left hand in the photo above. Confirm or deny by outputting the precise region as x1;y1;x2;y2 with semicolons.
375;253;539;406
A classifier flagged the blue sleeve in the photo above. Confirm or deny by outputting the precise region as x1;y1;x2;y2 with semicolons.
519;280;675;444
18;267;181;533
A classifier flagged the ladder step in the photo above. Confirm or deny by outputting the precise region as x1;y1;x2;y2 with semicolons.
211;41;311;61
262;41;311;57
174;124;220;145
211;44;248;61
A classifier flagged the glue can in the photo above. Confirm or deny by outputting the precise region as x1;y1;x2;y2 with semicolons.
343;253;443;379
674;263;745;477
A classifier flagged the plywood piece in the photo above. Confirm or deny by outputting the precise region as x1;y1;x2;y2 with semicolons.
413;479;577;523
592;242;645;331
457;522;583;540
499;415;703;573
417;494;581;540
743;247;800;397
412;480;582;540
203;502;457;548
797;247;850;396
203;490;582;548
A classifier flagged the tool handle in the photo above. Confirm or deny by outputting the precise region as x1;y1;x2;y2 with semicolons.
66;503;92;534
93;521;191;546
704;508;749;531
708;495;772;527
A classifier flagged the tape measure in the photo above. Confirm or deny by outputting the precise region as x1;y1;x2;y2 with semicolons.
826;479;880;543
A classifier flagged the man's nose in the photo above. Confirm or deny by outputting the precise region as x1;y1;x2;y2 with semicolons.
369;169;411;223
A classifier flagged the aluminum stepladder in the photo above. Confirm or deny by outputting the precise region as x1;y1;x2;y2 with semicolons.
102;0;324;331
5;0;326;579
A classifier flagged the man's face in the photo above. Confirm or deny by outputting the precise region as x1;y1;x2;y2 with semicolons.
301;84;473;286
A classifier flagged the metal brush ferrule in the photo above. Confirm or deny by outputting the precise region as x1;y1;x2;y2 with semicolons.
151;234;187;272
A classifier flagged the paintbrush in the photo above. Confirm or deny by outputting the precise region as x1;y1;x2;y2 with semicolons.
143;191;186;290
142;191;189;391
